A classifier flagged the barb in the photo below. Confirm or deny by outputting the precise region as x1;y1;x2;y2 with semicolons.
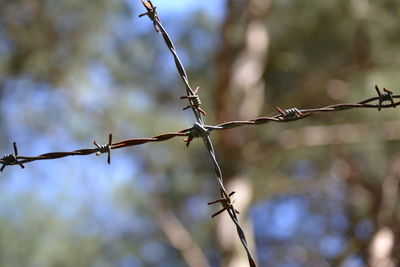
1;142;24;172
94;133;113;164
374;85;395;111
208;190;240;218
181;87;207;116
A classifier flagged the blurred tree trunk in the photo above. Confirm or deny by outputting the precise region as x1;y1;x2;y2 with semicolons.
152;197;210;267
214;0;271;265
367;156;400;267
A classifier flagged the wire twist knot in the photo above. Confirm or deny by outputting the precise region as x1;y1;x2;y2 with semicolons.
184;122;210;147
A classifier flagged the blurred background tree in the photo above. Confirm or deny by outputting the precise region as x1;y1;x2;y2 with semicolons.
1;0;399;266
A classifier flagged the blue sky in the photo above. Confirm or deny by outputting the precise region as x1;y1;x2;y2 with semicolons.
134;0;225;18
158;0;224;15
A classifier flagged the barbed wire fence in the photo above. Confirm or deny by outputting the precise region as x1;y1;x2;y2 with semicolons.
1;1;399;266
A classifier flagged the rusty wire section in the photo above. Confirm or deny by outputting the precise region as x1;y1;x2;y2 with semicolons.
2;90;398;170
1;1;399;266
2;88;398;170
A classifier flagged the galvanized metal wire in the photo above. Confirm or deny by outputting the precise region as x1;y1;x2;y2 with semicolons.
1;1;399;266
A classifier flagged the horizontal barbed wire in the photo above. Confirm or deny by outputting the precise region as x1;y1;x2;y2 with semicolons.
1;90;398;171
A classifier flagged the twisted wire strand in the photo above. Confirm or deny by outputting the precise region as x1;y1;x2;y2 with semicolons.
207;95;400;132
0;131;189;166
3;95;398;168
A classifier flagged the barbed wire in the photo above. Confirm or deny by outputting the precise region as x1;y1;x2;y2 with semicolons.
207;86;398;132
2;87;398;169
1;1;399;266
3;91;398;170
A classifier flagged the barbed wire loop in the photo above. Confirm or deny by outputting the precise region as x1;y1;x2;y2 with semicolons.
0;142;24;172
93;133;113;164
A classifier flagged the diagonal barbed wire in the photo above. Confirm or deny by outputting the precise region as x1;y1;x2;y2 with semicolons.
139;1;256;265
1;1;400;266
